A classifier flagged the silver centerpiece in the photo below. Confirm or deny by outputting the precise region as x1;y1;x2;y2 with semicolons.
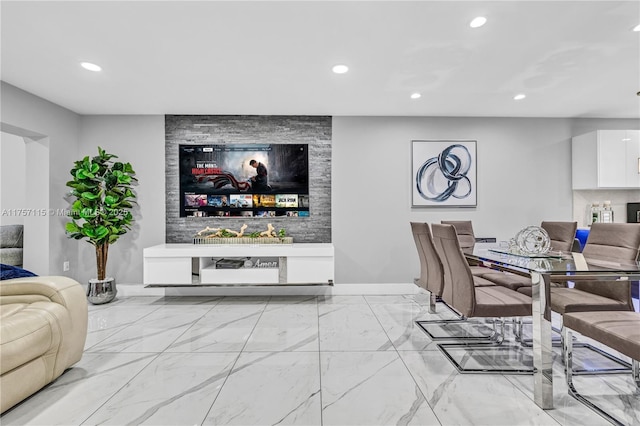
87;277;117;304
514;226;551;255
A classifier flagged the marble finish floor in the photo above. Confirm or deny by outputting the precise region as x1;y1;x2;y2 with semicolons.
2;294;638;425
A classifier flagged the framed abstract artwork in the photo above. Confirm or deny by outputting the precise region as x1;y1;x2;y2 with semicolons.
411;140;477;207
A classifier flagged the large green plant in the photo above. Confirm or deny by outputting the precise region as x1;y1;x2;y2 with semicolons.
65;147;137;280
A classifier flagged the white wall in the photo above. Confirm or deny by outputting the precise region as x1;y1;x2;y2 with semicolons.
77;116;166;284
0;132;26;225
0;82;80;276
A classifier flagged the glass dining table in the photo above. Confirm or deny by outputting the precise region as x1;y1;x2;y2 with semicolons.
465;244;640;410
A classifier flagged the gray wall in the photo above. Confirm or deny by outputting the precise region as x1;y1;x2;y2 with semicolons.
0;132;26;225
3;83;638;285
165;115;332;244
0;82;80;276
77;116;166;284
332;116;640;284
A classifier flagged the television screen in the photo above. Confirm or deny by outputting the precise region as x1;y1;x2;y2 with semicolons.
179;144;309;218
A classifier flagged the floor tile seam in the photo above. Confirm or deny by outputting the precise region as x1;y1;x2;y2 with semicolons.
228;350;322;353
198;350;245;425
243;298;320;352
85;306;165;350
163;349;320;354
92;304;169;328
84;350;165;355
200;296;225;312
199;300;272;425
87;305;115;313
363;297;444;426
413;331;543;425
84;325;127;352
86;323;193;353
237;298;270;354
158;298;226;354
498;358;572;426
316;295;324;426
76;352;162;425
86;342;177;354
501;366;601;425
392;352;447;426
317;348;404;352
265;295;319;307
361;298;408;353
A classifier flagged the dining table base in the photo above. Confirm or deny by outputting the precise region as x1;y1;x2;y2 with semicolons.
531;272;554;409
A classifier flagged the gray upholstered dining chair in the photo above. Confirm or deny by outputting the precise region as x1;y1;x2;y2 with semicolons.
410;222;444;314
441;220;476;249
551;223;640;370
432;224;532;341
430;224;534;372
550;223;640;315
562;310;640;424
440;220;490;277
412;222;499;340
582;222;640;260
541;221;578;253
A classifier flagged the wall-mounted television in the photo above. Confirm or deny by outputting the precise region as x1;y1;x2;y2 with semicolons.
179;144;309;218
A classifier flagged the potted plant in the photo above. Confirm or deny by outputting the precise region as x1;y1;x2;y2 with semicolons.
65;146;137;304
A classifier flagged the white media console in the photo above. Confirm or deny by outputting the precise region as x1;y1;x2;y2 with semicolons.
143;243;334;287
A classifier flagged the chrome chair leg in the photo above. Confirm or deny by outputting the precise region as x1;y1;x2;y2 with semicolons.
490;318;505;345
513;318;524;342
522;321;631;375
435;317;533;374
416;294;495;341
429;291;437;314
560;325;631;374
416;313;496;341
560;324;566;363
563;326;573;384
563;326;629;426
633;360;640;389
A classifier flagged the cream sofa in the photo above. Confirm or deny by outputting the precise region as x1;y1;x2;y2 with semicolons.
0;276;88;413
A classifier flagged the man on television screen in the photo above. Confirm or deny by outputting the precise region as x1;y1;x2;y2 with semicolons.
249;159;269;192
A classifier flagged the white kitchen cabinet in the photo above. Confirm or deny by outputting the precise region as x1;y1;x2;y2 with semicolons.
572;130;640;189
625;130;640;187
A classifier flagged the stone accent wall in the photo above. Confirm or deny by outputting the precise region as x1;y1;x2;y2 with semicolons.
165;115;331;243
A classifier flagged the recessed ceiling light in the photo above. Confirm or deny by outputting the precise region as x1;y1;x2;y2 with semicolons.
410;93;421;99
470;17;487;28
633;24;640;32
80;62;102;72
622;138;631;141
513;94;526;100
332;64;349;74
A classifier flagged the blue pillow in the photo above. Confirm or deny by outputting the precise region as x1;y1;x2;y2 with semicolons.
0;264;37;280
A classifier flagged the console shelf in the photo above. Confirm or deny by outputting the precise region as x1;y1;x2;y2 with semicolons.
143;243;334;287
145;282;333;288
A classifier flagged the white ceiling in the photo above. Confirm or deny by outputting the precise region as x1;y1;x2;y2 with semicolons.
2;1;639;118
